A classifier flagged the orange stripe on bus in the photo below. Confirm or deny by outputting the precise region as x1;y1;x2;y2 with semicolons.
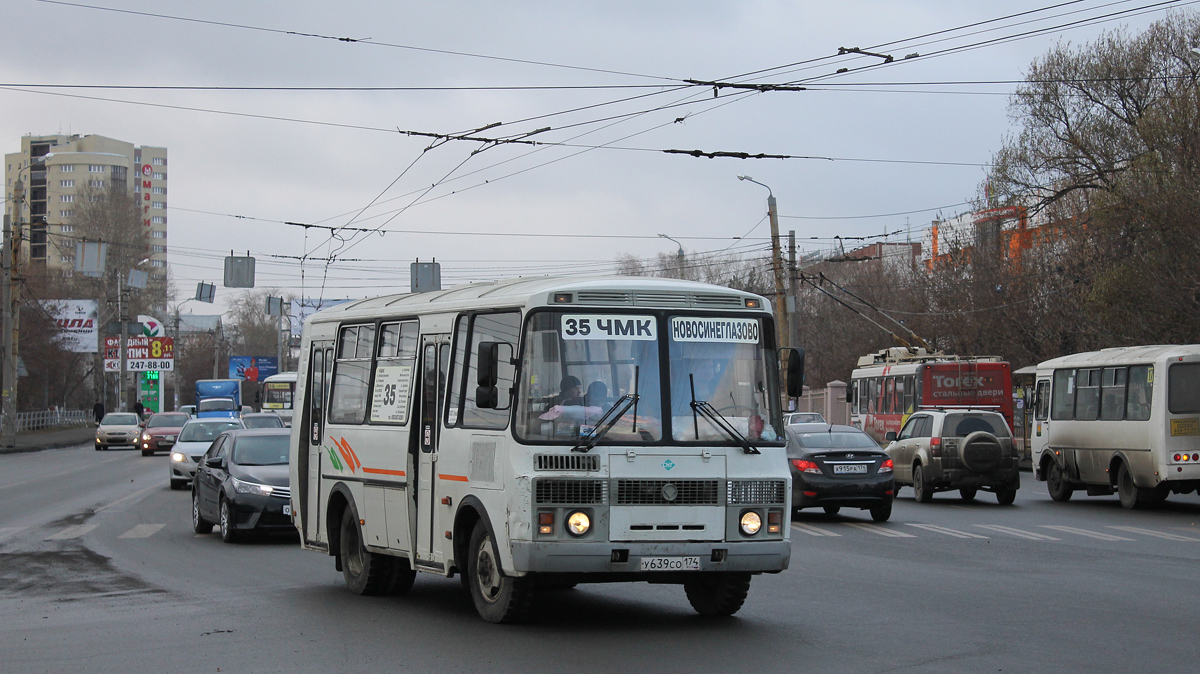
439;474;469;482
362;468;406;477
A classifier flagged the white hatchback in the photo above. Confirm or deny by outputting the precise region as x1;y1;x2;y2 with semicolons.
96;413;142;451
168;418;244;489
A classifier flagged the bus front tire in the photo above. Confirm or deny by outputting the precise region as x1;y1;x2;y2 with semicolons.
339;508;392;595
468;520;533;623
684;573;752;617
1047;462;1073;502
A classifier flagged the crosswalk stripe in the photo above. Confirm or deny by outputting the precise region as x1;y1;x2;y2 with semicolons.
843;522;917;537
118;523;165;539
1107;526;1200;542
1040;525;1135;541
906;523;988;539
45;523;98;540
974;525;1060;541
791;523;842;537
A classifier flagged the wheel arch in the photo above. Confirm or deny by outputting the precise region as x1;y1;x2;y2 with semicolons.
325;482;356;558
452;495;495;577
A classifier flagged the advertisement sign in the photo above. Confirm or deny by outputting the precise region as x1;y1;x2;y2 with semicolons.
228;356;278;382
47;299;98;353
103;336;175;372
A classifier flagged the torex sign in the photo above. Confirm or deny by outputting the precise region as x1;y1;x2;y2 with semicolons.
104;336;175;372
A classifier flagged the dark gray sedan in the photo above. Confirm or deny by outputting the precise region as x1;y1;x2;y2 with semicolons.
192;428;292;542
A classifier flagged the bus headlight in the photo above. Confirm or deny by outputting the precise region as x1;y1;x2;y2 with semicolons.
566;511;591;537
739;510;762;536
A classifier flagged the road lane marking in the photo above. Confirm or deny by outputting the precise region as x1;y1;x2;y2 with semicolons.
1040;525;1135;541
791;523;841;537
94;483;164;513
45;523;98;540
906;523;988;539
973;525;1060;540
843;522;916;537
118;523;165;539
1107;526;1200;542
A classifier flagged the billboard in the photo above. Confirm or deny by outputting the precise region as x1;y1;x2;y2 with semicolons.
229;356;279;383
103;336;175;372
47;299;99;353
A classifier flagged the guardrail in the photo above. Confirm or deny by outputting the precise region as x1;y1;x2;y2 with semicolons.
12;410;92;433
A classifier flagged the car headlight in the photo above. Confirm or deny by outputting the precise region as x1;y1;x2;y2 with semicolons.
739;510;762;536
171;452;185;463
142;432;151;441
232;476;274;496
566;511;590;537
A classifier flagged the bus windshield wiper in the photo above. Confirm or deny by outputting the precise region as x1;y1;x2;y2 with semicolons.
571;393;639;453
689;374;760;454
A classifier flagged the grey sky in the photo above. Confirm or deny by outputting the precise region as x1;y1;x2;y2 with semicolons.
0;0;1183;311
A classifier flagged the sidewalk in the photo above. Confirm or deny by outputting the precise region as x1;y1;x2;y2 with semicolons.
0;425;96;454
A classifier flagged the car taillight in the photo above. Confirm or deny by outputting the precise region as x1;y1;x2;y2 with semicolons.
791;459;821;474
930;436;942;457
878;458;894;474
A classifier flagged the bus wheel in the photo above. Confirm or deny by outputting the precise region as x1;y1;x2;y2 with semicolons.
1046;463;1073;502
468;520;533;623
387;557;417;596
913;465;933;503
1117;463;1149;510
339;508;392;595
684;573;752;617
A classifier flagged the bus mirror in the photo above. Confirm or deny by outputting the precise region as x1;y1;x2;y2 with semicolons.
476;385;499;409
846;386;855;404
477;342;500;387
783;348;805;397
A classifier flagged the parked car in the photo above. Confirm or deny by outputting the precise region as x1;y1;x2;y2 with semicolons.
95;413;142;451
241;412;285;429
787;423;894;521
785;412;827;425
169;418;244;490
139;412;189;457
884;409;1020;505
192;428;292;542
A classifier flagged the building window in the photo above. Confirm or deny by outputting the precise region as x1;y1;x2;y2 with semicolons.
151;245;166;253
88;195;101;203
150;259;166;268
60;195;74;203
88;165;104;172
152;201;165;209
151;230;167;239
150;216;166;224
59;211;74;219
60;255;75;264
151;157;166;166
88;179;105;188
60;180;74;188
152;186;166;195
152;172;166;180
59;165;74;173
59;223;74;232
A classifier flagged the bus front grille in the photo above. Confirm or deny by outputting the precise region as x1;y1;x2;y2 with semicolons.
535;479;607;505
727;480;786;505
535;453;601;472
615;479;721;505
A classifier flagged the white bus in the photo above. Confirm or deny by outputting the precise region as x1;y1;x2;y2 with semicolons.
261;371;297;426
1031;345;1200;509
289;276;800;622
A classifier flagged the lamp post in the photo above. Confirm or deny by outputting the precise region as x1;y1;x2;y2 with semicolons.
657;233;686;276
737;176;789;352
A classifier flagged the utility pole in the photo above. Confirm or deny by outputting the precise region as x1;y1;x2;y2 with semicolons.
736;176;788;351
788;229;799;353
117;272;127;412
2;175;25;446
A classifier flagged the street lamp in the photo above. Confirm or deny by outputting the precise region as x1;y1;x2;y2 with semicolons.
657;233;686;274
737;175;789;352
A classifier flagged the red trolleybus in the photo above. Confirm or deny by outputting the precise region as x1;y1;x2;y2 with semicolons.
850;348;1013;444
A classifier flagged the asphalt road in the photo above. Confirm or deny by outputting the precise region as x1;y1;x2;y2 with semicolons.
2;443;1199;674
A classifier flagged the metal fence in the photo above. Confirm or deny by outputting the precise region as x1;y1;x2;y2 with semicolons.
12;410;92;433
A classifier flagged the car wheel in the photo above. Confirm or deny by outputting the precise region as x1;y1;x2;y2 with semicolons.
684;573;753;617
219;496;239;543
913;464;933;503
170;479;185;491
468;519;534;623
141;450;152;457
995;488;1017;506
869;500;892;522
892;485;902;496
1117;463;1149;510
192;489;213;534
822;505;841;516
1046;462;1073;502
97;444;107;451
339;507;395;596
959;488;977;502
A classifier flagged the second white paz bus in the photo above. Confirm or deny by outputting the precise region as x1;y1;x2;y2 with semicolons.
1031;345;1200;509
261;371;297;426
289;276;801;622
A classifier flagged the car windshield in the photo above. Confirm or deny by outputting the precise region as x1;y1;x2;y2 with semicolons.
232;435;290;465
791;431;879;450
943;413;1010;437
179;421;242;442
101;413;139;425
788;413;825;424
146;414;188;428
243;415;284;428
198;399;237;412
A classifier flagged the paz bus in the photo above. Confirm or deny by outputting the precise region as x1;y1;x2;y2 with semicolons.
1031;345;1200;509
850;348;1013;444
288;276;801;623
261;371;297;426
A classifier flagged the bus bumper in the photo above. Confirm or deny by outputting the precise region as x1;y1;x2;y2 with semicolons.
509;540;790;574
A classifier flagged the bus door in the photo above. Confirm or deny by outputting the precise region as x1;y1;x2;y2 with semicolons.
303;341;334;546
414;335;450;567
1031;378;1051;471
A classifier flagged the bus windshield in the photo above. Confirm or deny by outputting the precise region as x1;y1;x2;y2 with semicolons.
264;383;294;408
515;312;782;445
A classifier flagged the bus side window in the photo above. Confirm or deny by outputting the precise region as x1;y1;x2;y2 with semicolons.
329;324;375;425
867;378;877;415
884;377;896;415
1051;369;1075;420
1100;367;1126;420
444;315;470;427
368;321;418;425
1126;365;1153;421
1074;368;1100;421
1034;380;1050;421
460;312;520;430
903;375;915;413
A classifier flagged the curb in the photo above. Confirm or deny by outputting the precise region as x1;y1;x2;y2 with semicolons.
0;428;96;455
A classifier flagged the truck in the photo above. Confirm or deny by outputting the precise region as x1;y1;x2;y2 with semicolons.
194;379;242;419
